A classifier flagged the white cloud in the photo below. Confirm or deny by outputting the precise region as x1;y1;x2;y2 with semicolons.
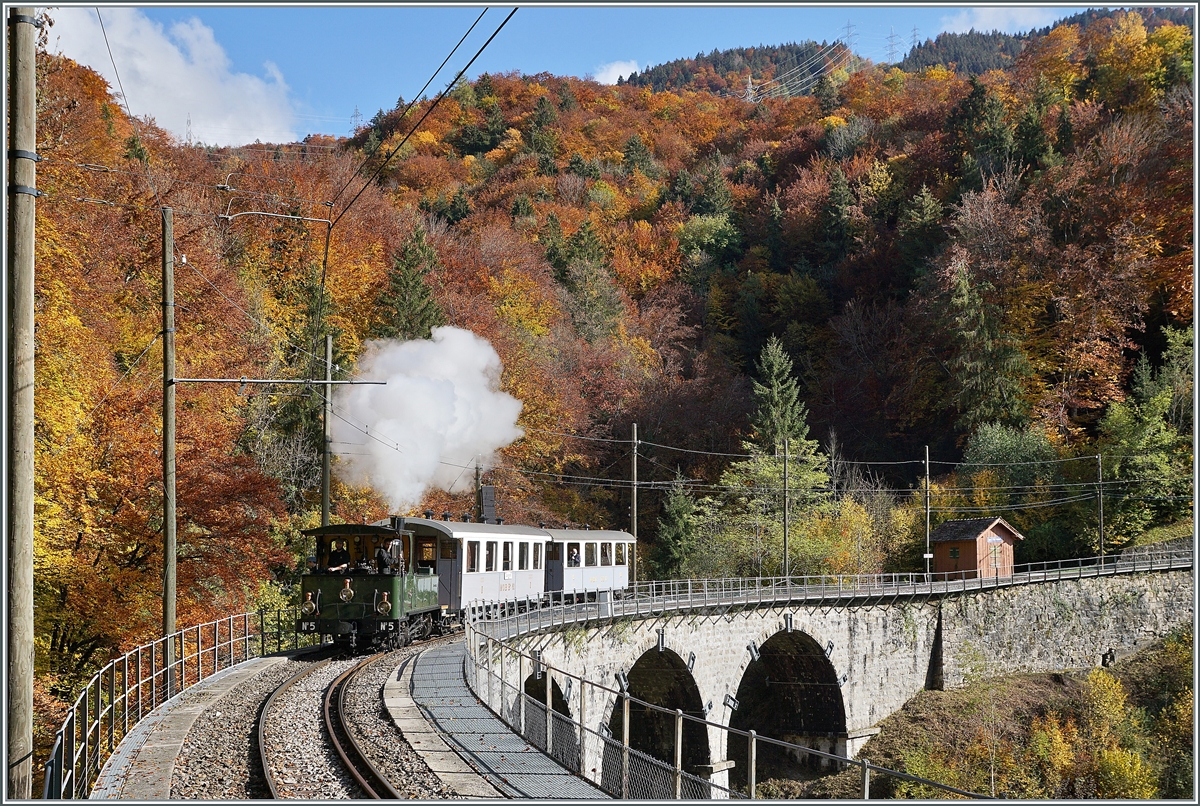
46;7;298;146
595;59;639;85
940;7;1060;35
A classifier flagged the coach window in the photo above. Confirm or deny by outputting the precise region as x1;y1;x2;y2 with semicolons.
503;541;513;571
567;542;581;566
601;542;612;566
519;542;529;570
467;541;480;573
585;542;597;566
486;541;497;572
534;542;543;570
615;543;626;565
440;540;457;560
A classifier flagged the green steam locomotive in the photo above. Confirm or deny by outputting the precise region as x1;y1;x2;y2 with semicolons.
296;520;442;651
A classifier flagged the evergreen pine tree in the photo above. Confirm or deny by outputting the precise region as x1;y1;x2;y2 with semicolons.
947;261;1031;432
532;95;558;128
540;213;568;275
814;74;839;115
446;187;472;224
565;220;608;266
750;336;808;452
897;185;945;282
511;194;535;218
693;165;733;216
557;81;578;111
623;133;656;176
819;167;853;263
474;73;496;99
653;474;696;579
371;228;448;341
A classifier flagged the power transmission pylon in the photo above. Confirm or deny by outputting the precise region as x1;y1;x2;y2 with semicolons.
887;27;900;62
911;26;920;51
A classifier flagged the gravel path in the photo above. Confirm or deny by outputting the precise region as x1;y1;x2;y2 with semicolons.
344;646;460;799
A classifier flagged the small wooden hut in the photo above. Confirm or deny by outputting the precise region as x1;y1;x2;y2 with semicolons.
930;516;1024;578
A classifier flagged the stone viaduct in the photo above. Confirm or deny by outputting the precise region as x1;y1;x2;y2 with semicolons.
474;562;1192;794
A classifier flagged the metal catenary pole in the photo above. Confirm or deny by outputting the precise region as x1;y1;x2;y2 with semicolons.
322;334;332;527
7;6;38;798
162;207;178;697
1097;453;1104;566
783;437;790;578
924;445;931;576
631;422;638;583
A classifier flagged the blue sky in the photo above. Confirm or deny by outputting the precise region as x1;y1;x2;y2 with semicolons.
47;4;1096;146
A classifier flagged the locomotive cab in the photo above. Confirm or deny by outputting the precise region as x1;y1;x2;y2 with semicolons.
297;522;440;651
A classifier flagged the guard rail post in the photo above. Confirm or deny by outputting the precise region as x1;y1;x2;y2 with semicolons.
122;653;129;736
578;675;587;775
519;653;526;734
748;730;757;799
500;643;508;719
107;662;115;752
545;663;553;754
622;691;631;798
486;635;494;709
674;708;683;798
861;761;870;799
150;642;157;708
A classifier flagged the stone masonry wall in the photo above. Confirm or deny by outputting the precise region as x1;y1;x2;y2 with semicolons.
939;569;1193;687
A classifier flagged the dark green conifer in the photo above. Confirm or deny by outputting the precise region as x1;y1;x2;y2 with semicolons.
372;228;447;341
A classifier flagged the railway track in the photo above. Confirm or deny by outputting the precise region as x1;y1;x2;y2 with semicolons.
323;655;402;799
257;636;460;799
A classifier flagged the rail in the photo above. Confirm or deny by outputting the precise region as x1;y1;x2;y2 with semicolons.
462;549;1192;799
42;608;320;799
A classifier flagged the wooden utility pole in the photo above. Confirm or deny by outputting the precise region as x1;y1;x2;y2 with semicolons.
322;334;332;527
631;422;637;583
924;445;931;576
783;437;790;578
7;7;38;798
162;208;177;696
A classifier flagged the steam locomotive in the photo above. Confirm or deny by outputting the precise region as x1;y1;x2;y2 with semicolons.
298;516;636;650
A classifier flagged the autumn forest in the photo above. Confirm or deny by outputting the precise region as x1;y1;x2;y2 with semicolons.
28;8;1193;787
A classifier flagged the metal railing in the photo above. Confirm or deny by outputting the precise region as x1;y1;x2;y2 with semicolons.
467;549;1194;643
41;608;317;799
462;549;1192;799
463;624;985;799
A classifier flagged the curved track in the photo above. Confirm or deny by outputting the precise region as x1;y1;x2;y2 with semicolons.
324;655;401;799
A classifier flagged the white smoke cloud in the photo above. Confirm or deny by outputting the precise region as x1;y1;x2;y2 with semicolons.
331;327;524;511
47;7;298;146
595;59;639;85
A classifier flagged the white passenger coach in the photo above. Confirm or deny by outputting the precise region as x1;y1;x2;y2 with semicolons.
393;517;635;611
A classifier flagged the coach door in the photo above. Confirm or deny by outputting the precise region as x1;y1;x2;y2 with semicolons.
437;538;461;609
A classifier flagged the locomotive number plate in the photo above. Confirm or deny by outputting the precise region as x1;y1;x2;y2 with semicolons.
297;620;318;632
379;620;396;631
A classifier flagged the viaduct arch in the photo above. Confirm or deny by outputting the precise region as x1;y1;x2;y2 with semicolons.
507;566;1191;793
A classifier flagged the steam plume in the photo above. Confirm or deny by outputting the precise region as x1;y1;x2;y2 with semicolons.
331;327;524;510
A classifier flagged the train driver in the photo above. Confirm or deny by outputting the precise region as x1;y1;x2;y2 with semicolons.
327;539;351;573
